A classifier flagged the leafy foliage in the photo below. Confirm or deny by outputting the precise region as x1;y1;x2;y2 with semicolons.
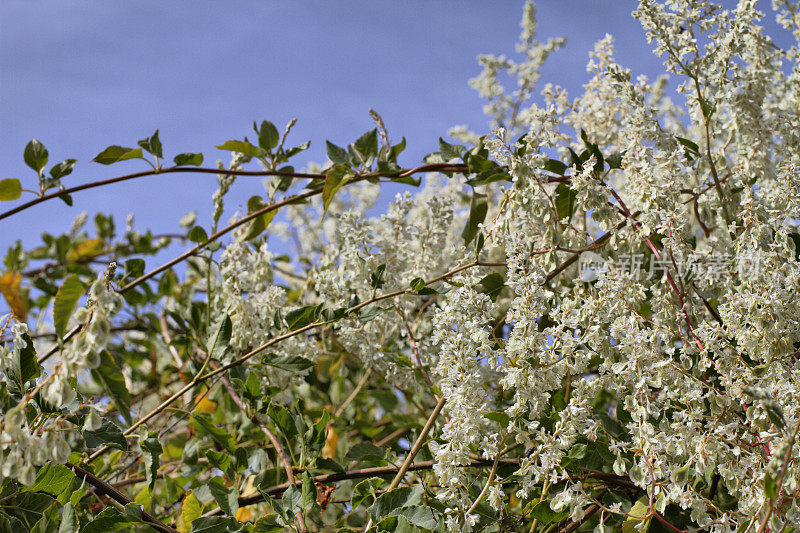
1;2;800;532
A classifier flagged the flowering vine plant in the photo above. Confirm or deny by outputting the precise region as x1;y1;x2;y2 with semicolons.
1;1;799;531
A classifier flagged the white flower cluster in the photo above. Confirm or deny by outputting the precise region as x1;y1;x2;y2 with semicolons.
0;269;121;485
413;1;800;529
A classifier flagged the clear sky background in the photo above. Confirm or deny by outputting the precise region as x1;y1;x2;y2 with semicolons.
0;1;788;257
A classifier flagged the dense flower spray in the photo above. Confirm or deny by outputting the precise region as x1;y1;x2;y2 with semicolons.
1;1;799;531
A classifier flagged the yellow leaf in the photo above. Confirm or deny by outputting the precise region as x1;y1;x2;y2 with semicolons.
240;475;257;497
65;238;106;262
235;507;252;523
194;396;217;414
178;490;202;533
0;271;26;321
134;484;152;509
193;387;218;414
322;424;338;459
622;497;651;533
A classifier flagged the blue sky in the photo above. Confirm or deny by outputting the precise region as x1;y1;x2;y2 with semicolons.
0;1;786;256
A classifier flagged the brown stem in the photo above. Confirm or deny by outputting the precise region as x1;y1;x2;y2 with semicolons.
207;458;520;516
557;501;601;533
0;166;323;222
66;461;178;533
260;420;307;532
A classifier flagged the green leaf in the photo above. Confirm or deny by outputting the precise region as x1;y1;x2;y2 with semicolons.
622;497;651;533
179;490;202;533
252;515;283;533
764;473;777;500
82;511;139;532
189;517;242;533
174;152;204;166
351;128;378;166
188;226;208;243
351;477;385;509
50;159;77;180
396;506;439;530
483;410;510;426
141;432;162;491
83;418;127;450
53;274;85;339
0;513;23;533
326;141;349;165
24;139;49;173
124;258;145;280
323;165;354;215
462;191;488;246
554;183;577;222
284;140;311;159
299;472;316;511
465;169;510;187
368;485;423;522
7;332;40;397
91;145;143;165
390;175;421;186
526;501;567;525
58;502;79;533
208;314;232;361
370;263;386;290
284;305;317;330
216;140;261;158
409;278;426;291
474;272;505;302
242;195;277;241
191;413;235;454
205;449;232;472
700;99;715;120
345;442;385;463
137;130;163;158
375;516;419;533
266;404;299;442
261;353;315;372
439;138;465;161
474;232;485;257
676;136;700;155
543;158;568;175
92;351;132;425
388;137;406;162
566;442;588;461
256;120;280;152
23;463;74;496
0;178;22;201
763;400;786;430
606;152;624;169
208;476;238;517
357;305;387;322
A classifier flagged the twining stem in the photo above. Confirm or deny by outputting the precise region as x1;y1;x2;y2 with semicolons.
755;416;800;533
388;395;446;491
261;422;308;533
465;435;511;516
118;163;473;294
